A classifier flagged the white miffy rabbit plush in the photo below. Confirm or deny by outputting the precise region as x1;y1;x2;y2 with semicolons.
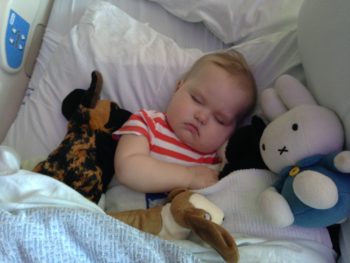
258;74;350;228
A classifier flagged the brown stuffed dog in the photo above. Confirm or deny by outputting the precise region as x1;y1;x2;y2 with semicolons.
108;188;239;263
33;71;131;203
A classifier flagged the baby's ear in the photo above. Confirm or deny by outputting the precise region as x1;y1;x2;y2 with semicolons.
176;79;185;91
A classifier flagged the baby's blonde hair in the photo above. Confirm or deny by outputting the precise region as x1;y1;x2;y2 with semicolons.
182;50;257;121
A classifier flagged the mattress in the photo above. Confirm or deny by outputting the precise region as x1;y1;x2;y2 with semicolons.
1;0;345;262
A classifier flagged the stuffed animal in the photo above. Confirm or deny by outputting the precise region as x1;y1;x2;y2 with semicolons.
219;115;267;179
258;74;350;228
33;71;131;203
108;188;239;263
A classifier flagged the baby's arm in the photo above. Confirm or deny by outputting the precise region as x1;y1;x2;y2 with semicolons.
114;134;218;193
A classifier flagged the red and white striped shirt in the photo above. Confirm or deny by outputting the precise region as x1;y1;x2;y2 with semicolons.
113;110;220;166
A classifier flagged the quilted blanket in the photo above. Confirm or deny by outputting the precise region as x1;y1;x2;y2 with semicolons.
0;171;207;263
0;207;202;263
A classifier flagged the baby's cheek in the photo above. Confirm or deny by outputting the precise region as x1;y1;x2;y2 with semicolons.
208;129;229;150
215;127;234;146
220;124;235;137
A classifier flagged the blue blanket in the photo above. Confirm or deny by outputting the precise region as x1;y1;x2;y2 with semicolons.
0;207;201;263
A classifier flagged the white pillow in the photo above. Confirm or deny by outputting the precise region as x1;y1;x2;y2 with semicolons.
148;0;304;44
2;2;202;160
228;27;302;98
2;1;301;161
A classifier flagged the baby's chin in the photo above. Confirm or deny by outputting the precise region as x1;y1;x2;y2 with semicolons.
174;127;218;153
180;135;216;154
187;139;226;154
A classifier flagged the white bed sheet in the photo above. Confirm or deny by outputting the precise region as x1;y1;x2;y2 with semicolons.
27;0;228;109
48;0;227;51
7;0;303;161
33;0;226;78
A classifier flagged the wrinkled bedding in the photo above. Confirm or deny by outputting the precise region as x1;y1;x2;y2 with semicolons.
0;0;348;262
0;170;337;262
1;207;204;263
0;171;204;263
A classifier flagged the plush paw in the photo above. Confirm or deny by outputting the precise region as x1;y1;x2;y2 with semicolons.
293;170;338;209
0;146;21;175
334;151;350;173
259;187;294;227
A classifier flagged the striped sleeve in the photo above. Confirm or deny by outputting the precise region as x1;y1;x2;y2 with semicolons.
113;111;151;141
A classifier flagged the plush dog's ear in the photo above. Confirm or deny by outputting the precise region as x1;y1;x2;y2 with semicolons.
82;70;103;108
184;210;239;263
167;188;188;201
62;70;103;120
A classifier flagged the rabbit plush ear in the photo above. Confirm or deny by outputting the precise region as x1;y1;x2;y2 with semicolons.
260;75;317;121
260;88;288;121
274;75;317;109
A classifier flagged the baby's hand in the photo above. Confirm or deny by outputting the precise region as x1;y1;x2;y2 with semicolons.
188;166;218;189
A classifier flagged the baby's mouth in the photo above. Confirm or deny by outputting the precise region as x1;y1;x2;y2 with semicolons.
184;123;199;136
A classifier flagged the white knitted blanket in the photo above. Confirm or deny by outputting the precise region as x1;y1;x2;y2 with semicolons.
196;169;336;263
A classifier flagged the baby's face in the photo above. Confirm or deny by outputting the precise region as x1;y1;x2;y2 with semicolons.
166;63;251;153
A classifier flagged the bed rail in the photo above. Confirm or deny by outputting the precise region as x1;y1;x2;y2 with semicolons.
0;0;53;142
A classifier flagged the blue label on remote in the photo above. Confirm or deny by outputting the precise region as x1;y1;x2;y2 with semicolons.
5;10;30;69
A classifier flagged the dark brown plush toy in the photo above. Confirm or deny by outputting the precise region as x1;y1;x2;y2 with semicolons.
219;115;267;179
33;71;131;203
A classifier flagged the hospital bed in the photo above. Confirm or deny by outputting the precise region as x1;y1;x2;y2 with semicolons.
0;0;349;262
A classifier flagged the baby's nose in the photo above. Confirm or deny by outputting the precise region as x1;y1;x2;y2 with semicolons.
195;110;208;125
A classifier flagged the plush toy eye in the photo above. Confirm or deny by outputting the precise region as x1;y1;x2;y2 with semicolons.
204;212;212;221
261;143;266;151
292;123;299;131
